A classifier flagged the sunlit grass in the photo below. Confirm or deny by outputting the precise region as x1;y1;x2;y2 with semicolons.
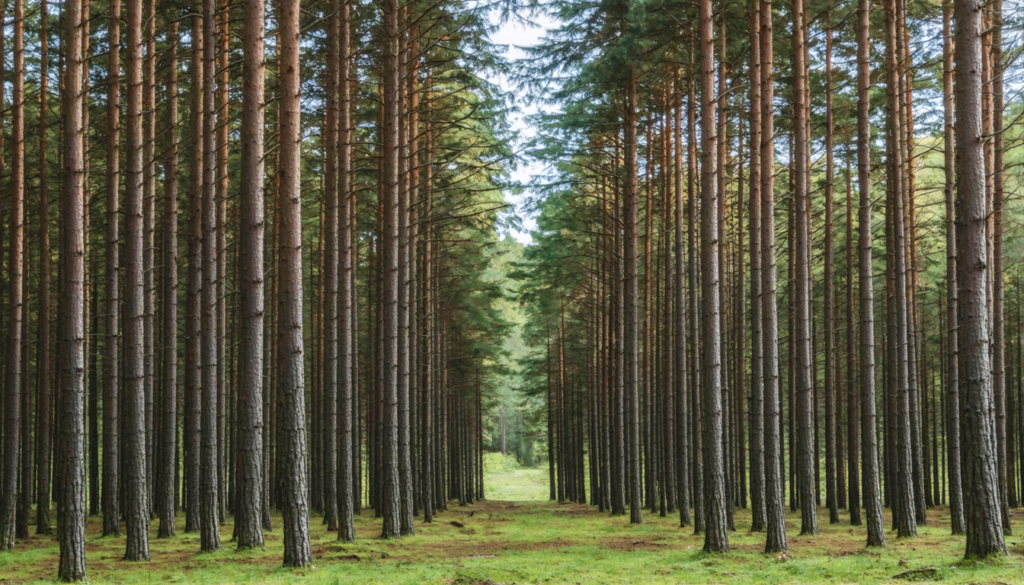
2;464;1023;584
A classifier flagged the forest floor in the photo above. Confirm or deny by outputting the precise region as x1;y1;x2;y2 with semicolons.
4;467;1024;584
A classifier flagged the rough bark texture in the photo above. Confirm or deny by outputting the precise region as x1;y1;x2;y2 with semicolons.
322;0;340;534
699;0;728;552
123;0;152;560
35;0;53;536
1;0;25;551
624;66;643;527
857;0;885;548
760;0;787;554
674;69;690;528
942;0;965;536
792;0;818;537
337;0;356;541
953;0;1007;558
747;0;765;534
236;0;267;551
380;0;402;540
277;0;313;566
57;0;89;576
185;11;205;535
102;0;122;539
200;0;223;554
158;18;181;540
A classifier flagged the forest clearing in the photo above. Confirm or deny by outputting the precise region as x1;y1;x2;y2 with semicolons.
2;457;1023;584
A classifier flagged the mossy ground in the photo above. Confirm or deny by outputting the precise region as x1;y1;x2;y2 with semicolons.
3;461;1023;584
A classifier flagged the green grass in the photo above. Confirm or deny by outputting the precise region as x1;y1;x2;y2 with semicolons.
3;469;1023;584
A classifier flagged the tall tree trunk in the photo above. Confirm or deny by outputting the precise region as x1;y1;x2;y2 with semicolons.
792;0;818;537
823;22;838;526
380;0;402;540
337;0;357;538
624;65;643;526
953;0;1006;559
759;0;786;553
35;0;53;535
845;167;860;527
884;0;916;539
57;0;89;575
143;0;157;509
699;0;727;551
674;68;691;528
276;0;313;566
102;0;122;538
216;0;230;526
0;0;25;549
990;0;1011;535
158;18;180;540
185;10;204;535
124;0;152;559
321;0;340;534
942;0;965;536
199;0;223;553
747;0;765;534
236;0;267;550
276;0;311;569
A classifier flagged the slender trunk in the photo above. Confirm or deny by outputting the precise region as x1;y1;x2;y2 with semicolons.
123;0;151;559
35;0;53;535
185;10;205;535
158;19;180;540
337;0;356;542
380;0;402;540
57;0;89;575
792;0;818;537
747;0;765;533
102;0;122;538
321;0;340;533
845;167;861;526
674;69;691;528
143;0;157;510
624;66;643;526
760;0;786;553
823;22;838;526
0;0;26;550
942;0;965;536
699;0;727;551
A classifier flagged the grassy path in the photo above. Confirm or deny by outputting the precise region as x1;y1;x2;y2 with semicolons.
3;467;1024;584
